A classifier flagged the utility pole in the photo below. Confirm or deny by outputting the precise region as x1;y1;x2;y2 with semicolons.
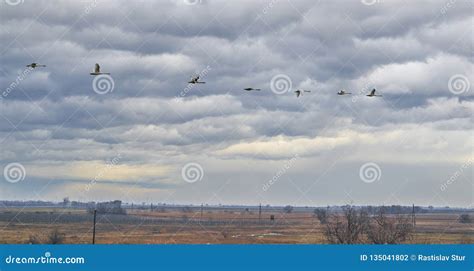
259;203;262;221
200;203;203;221
412;204;416;230
92;209;97;245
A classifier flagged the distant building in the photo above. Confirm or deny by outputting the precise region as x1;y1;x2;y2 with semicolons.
94;200;126;214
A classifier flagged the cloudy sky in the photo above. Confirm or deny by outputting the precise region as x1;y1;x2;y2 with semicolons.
0;0;472;207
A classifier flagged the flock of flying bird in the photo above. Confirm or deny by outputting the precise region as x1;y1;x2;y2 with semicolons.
186;73;382;98
25;62;383;98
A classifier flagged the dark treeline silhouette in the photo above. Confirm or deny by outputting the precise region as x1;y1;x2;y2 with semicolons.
1;200;472;214
87;200;126;215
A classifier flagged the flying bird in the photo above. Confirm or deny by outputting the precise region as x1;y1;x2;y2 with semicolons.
90;63;110;75
337;89;351;95
295;89;310;97
366;89;382;97
26;63;46;68
244;88;261;91
188;75;205;84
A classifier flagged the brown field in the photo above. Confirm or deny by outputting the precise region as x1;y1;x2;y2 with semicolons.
0;208;472;244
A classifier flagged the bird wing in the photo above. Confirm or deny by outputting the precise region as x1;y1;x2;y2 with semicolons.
370;89;375;95
95;63;100;73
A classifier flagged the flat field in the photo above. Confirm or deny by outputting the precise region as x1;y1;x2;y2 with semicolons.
0;208;471;244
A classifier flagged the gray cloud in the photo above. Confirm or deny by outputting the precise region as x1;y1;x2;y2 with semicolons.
0;0;472;206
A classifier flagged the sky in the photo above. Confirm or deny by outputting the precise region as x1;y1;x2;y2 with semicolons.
0;0;472;207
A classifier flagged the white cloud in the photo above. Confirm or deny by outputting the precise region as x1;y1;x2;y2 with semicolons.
355;54;474;95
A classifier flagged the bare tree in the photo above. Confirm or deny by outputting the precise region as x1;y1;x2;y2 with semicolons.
181;206;193;213
26;235;41;244
314;208;328;224
283;205;294;214
325;205;368;244
459;214;472;224
366;209;413;244
47;229;64;244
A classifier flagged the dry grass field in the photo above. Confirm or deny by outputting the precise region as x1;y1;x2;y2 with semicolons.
0;208;472;244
